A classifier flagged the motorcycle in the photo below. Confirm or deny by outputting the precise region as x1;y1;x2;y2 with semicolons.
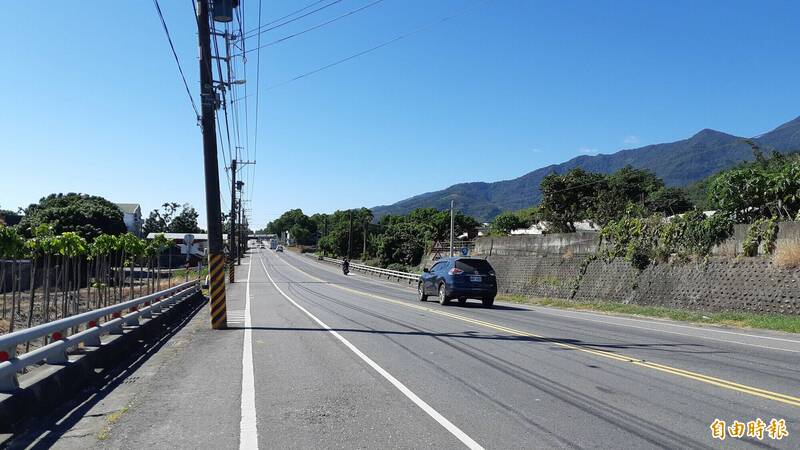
342;261;350;275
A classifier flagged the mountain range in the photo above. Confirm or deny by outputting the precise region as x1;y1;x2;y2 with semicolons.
372;116;800;222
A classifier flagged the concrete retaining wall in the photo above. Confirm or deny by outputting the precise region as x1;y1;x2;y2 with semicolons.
475;221;800;258
486;255;800;315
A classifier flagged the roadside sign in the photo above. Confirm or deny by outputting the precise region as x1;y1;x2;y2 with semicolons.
460;246;469;256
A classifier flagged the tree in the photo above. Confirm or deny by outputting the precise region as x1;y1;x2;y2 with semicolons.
490;212;525;235
539;169;605;232
18;193;126;241
591;167;661;225
168;205;202;233
142;202;191;235
266;209;318;245
539;166;695;231
708;151;800;222
645;187;693;216
376;222;427;267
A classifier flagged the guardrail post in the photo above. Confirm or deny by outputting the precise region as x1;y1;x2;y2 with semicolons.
141;301;153;319
124;305;140;326
46;331;69;364
108;313;124;335
0;345;15;365
84;320;102;347
0;364;18;391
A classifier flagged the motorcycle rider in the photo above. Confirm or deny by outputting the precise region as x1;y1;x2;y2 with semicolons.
342;257;350;275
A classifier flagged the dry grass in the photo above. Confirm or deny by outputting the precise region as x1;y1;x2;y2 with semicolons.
498;295;800;334
562;247;574;259
97;406;130;441
773;241;800;268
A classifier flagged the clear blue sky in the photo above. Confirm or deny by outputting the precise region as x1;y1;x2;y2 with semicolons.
1;1;798;229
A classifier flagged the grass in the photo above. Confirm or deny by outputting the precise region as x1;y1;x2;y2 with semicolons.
96;406;129;441
172;266;209;280
773;241;800;268
497;294;800;334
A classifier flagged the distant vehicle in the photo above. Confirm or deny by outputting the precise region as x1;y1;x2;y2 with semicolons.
269;239;278;250
418;257;497;307
276;245;284;252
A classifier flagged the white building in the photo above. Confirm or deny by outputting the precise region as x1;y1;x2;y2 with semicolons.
115;203;143;236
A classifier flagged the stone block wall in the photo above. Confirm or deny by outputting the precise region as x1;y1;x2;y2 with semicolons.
486;255;800;315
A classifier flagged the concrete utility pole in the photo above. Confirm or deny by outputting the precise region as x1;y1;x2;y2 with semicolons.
229;159;237;283
198;0;226;329
450;200;455;257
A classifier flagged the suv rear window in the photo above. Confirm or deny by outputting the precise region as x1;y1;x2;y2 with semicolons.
455;259;494;274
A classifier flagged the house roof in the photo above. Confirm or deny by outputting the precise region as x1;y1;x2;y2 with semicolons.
115;203;141;214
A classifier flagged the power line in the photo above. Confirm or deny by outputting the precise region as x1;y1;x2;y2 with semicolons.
152;0;199;122
241;0;386;55
266;0;489;91
244;0;328;35
251;0;264;208
244;0;345;39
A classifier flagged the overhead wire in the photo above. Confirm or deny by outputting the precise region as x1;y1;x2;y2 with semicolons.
249;0;265;210
244;0;345;39
240;0;386;55
152;0;200;122
265;0;490;91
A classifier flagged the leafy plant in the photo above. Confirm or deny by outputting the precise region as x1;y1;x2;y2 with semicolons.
599;208;733;269
742;218;778;256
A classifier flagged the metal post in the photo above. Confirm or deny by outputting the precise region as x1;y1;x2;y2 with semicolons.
197;0;226;329
450;200;455;257
229;159;237;283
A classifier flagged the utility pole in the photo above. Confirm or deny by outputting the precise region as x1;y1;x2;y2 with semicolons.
198;0;226;329
232;161;253;265
450;200;455;257
228;159;237;283
347;210;353;260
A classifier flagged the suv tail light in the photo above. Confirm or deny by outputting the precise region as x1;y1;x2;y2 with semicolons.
448;267;464;275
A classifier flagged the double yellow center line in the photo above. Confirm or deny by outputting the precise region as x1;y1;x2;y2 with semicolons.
278;254;800;408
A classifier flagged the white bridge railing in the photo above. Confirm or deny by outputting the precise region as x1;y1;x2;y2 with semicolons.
0;281;199;391
319;257;421;284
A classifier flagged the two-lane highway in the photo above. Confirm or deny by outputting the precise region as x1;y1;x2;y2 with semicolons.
250;248;798;449
39;246;797;449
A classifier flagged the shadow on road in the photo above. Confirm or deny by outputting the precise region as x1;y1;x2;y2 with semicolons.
5;298;208;450
226;326;711;354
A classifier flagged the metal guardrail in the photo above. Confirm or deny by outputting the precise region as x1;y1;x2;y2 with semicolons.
0;280;199;391
319;257;421;284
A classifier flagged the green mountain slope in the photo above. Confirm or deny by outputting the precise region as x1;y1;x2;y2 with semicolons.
372;116;800;222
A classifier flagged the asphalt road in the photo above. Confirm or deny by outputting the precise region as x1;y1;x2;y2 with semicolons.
19;246;799;449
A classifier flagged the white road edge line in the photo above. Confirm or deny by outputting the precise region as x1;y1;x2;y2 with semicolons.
289;252;800;350
258;253;484;450
529;308;800;353
240;255;258;450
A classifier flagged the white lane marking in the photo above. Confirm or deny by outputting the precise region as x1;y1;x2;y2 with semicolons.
528;308;800;354
529;307;800;343
258;254;484;450
240;256;258;450
289;252;800;354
